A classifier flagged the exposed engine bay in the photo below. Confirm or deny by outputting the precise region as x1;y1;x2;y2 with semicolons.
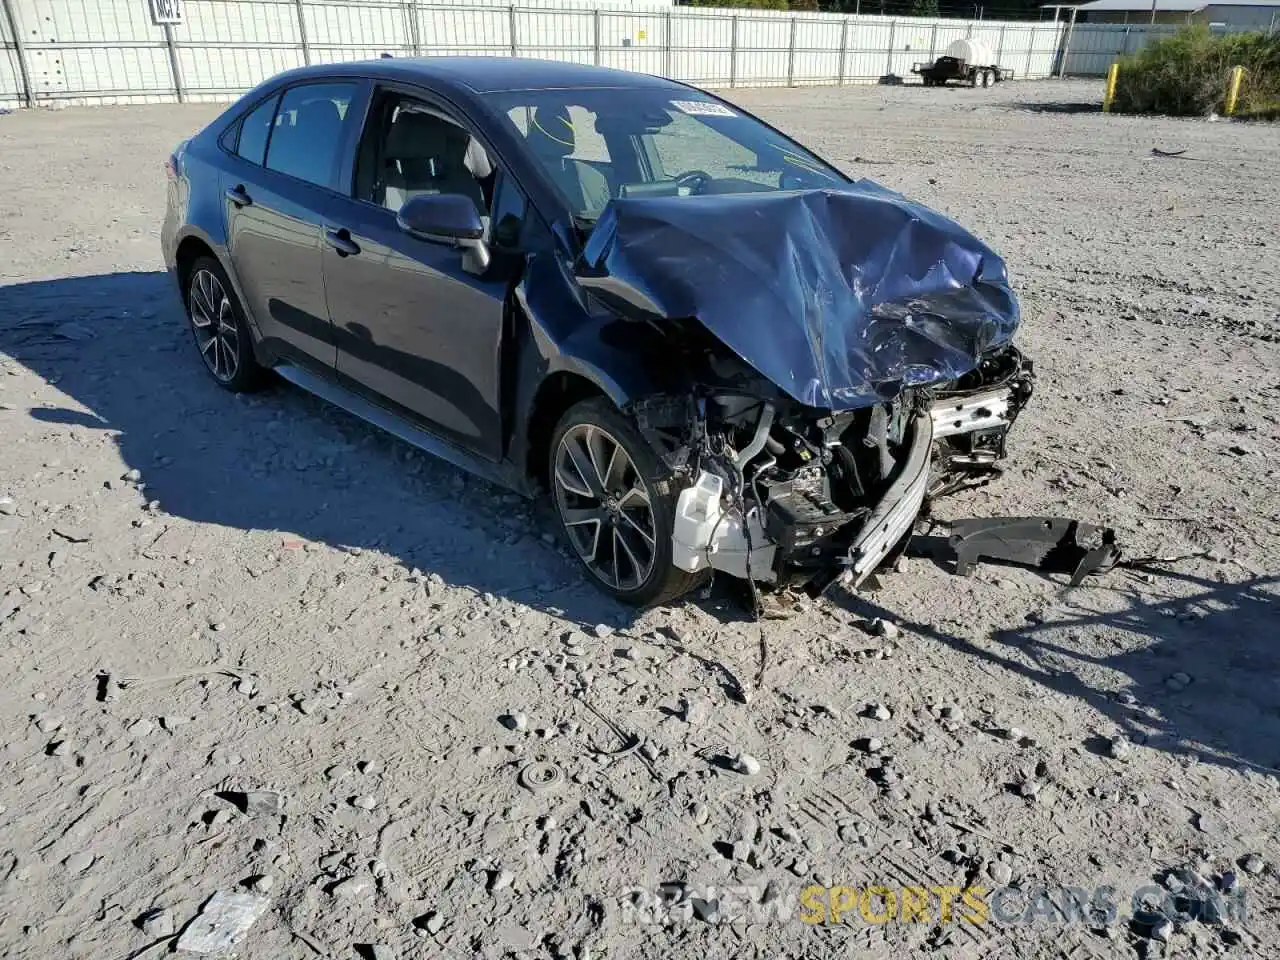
630;344;1034;597
582;185;1037;602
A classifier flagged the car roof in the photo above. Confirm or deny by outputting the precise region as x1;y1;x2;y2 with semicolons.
280;56;687;96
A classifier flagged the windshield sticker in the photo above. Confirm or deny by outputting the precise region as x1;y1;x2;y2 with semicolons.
671;100;737;118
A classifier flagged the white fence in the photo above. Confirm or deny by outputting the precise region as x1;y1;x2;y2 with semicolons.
0;0;1184;109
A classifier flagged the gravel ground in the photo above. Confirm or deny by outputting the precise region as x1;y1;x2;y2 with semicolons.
0;79;1277;960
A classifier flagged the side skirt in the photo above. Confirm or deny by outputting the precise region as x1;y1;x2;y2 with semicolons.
272;362;530;496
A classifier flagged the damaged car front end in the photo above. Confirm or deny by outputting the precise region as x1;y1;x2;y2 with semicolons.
575;185;1034;600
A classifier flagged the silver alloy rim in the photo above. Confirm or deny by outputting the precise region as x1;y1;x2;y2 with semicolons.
553;423;657;592
188;268;239;382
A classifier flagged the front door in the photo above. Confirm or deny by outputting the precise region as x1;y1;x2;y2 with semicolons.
223;80;361;370
321;90;512;460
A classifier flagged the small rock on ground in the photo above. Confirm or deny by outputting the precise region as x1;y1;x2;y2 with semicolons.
138;908;174;938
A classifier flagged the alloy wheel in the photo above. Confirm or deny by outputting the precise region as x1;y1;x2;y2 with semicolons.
188;268;240;383
553;423;658;592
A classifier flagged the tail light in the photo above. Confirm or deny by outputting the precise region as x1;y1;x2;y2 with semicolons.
165;139;188;180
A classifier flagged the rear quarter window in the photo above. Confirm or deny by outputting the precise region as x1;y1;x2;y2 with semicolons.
234;94;280;166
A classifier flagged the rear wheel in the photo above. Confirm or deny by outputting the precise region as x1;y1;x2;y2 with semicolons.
184;255;266;392
549;398;704;606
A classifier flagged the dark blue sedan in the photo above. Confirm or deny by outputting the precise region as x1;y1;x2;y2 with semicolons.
162;57;1032;606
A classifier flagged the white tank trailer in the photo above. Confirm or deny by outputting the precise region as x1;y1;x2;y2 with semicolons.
912;39;1007;88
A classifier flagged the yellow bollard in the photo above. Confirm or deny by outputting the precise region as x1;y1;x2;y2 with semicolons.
1224;65;1245;116
1103;62;1119;113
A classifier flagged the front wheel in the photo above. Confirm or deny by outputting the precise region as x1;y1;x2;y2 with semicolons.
549;398;705;606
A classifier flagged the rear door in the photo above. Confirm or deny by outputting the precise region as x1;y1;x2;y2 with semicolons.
223;80;363;370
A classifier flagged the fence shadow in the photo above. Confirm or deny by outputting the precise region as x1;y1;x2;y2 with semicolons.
836;566;1280;778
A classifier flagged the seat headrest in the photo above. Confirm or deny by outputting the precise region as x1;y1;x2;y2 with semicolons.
527;106;576;160
384;112;451;161
295;97;341;128
464;137;492;179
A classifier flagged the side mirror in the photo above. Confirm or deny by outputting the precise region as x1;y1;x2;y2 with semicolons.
396;193;490;274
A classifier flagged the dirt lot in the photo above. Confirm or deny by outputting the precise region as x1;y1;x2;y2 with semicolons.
1;79;1278;960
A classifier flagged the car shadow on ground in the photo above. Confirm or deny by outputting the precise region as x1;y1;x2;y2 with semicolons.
7;272;1278;779
0;270;661;630
838;565;1280;778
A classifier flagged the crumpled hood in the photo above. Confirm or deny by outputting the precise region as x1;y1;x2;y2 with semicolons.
577;183;1020;411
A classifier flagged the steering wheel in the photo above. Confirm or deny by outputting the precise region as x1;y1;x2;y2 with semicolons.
675;170;713;194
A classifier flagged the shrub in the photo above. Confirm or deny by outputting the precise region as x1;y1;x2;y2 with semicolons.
1112;26;1280;118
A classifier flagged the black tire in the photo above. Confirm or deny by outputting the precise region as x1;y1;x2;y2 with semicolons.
182;255;267;393
549;398;706;607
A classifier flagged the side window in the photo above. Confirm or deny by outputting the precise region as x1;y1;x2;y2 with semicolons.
235;94;279;166
264;82;357;190
355;94;491;216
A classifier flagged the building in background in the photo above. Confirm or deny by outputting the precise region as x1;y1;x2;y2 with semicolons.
1072;0;1280;28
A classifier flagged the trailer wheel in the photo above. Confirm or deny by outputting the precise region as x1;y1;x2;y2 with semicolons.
969;69;978;88
981;69;992;88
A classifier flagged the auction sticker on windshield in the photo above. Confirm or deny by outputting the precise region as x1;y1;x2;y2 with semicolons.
671;100;736;117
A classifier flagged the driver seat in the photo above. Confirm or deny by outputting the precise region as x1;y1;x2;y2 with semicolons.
525;106;612;217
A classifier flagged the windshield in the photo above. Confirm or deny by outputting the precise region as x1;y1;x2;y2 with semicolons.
487;88;848;221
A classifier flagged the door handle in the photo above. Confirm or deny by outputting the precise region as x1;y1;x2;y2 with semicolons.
225;184;252;207
324;227;361;257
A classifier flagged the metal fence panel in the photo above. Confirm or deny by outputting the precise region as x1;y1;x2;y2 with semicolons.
417;4;511;56
734;15;790;87
1064;23;1182;76
309;0;410;49
792;16;842;85
5;0;1167;107
1;0;21;106
597;11;666;75
668;11;731;87
180;0;300;94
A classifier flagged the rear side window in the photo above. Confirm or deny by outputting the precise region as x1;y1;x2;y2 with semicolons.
235;94;279;166
265;82;358;191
